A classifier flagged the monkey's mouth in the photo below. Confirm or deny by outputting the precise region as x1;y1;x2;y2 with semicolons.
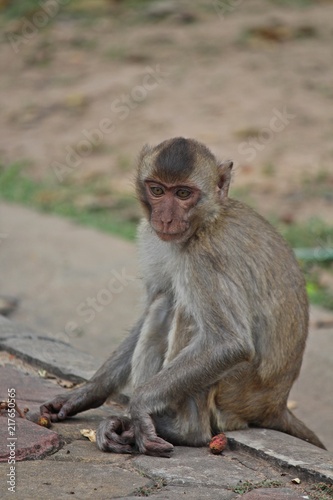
155;230;187;242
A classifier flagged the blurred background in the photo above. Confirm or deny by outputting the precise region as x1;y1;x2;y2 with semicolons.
0;0;333;449
1;0;333;309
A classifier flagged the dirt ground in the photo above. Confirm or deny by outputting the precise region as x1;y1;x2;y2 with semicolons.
0;0;333;225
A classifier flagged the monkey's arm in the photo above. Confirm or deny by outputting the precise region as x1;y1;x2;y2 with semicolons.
40;315;144;421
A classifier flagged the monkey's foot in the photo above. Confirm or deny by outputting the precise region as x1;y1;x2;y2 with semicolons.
96;416;135;454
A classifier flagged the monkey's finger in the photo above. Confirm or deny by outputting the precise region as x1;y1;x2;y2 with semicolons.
40;401;64;420
57;399;81;420
104;440;134;454
143;438;174;458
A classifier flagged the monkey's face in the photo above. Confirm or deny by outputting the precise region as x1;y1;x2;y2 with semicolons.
136;138;233;243
144;180;201;242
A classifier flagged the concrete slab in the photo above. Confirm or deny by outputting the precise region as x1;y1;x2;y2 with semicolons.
0;461;150;500
0;315;42;340
227;429;333;483
1;336;98;382
133;446;284;488
241;489;309;499
0;316;99;382
46;439;131;465
124;486;237;499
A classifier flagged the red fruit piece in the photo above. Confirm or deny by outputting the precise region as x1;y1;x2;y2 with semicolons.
209;433;227;454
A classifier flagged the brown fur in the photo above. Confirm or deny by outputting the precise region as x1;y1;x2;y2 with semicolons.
41;138;325;455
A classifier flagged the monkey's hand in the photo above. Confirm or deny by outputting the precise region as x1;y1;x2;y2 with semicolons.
96;416;135;454
131;404;174;458
40;383;106;422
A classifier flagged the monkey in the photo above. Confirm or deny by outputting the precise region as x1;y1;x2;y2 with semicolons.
41;137;325;456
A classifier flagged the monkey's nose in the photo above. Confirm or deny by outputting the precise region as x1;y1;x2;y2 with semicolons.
162;221;173;232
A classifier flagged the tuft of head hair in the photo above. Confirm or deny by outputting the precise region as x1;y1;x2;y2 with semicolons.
137;137;219;189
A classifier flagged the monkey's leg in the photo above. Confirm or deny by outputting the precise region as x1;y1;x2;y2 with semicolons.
131;294;172;388
153;393;212;446
214;370;326;450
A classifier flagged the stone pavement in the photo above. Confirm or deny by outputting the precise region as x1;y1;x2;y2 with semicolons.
0;202;333;498
0;323;332;500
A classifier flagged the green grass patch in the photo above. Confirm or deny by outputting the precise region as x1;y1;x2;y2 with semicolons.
0;162;138;240
306;482;333;500
278;219;333;311
267;0;314;6
306;282;333;311
278;218;333;249
232;480;282;495
0;0;106;19
0;0;42;19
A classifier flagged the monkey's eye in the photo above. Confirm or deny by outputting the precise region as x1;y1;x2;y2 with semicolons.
176;189;192;200
150;186;164;197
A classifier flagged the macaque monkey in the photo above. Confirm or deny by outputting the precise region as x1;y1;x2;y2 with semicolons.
41;137;325;456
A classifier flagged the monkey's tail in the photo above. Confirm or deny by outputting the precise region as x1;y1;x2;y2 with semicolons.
266;409;326;450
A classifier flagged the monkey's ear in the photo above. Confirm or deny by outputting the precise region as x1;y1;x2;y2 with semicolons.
138;143;151;162
217;160;233;201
